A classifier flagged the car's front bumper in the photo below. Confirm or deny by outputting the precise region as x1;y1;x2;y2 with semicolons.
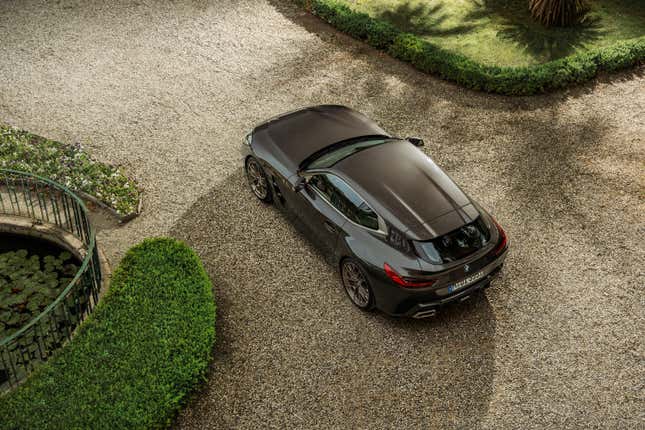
365;251;506;318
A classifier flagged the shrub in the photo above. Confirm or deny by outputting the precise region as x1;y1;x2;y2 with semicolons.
308;0;645;95
0;238;216;429
529;0;589;27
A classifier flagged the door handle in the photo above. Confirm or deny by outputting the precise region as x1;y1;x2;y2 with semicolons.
323;221;337;233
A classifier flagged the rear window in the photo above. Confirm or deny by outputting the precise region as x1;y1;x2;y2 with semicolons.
415;217;491;264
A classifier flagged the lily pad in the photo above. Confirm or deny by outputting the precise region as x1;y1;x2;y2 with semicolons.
0;248;79;342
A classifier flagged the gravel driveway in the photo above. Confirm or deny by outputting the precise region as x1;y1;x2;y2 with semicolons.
0;1;643;429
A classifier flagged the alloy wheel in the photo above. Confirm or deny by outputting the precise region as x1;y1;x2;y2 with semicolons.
246;159;269;201
341;260;371;308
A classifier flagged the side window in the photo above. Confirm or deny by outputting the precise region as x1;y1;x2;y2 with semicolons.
309;174;379;230
308;175;332;200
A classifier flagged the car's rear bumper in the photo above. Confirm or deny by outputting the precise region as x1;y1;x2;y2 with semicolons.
365;251;506;318
400;266;501;318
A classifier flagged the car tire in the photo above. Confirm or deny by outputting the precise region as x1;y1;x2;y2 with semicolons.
245;157;273;203
340;258;374;310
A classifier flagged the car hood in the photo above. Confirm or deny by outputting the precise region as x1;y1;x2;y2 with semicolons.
251;105;389;180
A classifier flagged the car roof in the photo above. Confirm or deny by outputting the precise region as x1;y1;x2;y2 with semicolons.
251;105;389;178
330;140;479;240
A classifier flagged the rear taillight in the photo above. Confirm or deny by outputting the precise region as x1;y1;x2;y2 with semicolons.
492;219;507;256
383;263;435;288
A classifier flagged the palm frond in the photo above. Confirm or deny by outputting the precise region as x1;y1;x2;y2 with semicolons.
529;0;588;27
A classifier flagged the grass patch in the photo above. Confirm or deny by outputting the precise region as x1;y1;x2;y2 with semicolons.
0;238;216;429
0;125;140;217
342;0;645;67
303;0;645;94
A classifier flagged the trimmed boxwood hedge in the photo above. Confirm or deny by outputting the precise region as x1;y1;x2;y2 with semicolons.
302;0;645;95
0;238;216;429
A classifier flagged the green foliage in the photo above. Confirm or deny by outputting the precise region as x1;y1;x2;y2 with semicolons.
529;0;588;27
308;0;645;95
0;126;140;216
0;238;216;429
331;0;645;67
0;250;77;340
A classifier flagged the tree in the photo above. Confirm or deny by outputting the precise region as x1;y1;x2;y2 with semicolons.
529;0;588;27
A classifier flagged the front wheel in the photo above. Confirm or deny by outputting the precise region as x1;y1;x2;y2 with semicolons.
340;258;374;310
245;157;272;203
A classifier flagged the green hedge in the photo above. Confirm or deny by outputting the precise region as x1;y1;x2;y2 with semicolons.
305;0;645;95
0;238;216;429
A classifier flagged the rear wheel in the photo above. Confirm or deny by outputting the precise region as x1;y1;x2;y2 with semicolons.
340;258;374;310
245;157;272;203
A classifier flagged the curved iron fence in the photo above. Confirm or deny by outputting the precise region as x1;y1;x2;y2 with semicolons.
0;169;101;393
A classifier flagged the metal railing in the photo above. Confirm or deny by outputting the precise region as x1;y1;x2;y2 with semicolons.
0;169;101;393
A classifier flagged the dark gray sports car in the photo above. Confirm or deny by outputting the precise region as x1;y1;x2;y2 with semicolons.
242;105;508;318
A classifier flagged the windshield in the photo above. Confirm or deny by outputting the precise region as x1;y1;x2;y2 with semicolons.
305;137;391;169
415;217;491;264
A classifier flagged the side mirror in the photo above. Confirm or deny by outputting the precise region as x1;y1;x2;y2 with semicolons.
406;137;425;147
293;177;306;192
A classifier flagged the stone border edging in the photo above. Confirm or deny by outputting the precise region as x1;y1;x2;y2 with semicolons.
75;190;143;224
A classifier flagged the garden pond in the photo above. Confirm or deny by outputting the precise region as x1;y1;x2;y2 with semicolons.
0;233;80;341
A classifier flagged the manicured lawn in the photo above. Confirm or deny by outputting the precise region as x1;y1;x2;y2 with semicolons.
342;0;645;66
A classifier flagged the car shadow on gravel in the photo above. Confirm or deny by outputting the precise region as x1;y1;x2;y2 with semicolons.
170;171;496;429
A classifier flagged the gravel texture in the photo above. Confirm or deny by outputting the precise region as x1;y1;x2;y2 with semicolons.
0;1;643;429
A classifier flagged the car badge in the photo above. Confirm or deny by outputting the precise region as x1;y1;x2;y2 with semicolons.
464;264;470;272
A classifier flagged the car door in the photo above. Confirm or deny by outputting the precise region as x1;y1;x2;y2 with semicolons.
291;174;348;263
